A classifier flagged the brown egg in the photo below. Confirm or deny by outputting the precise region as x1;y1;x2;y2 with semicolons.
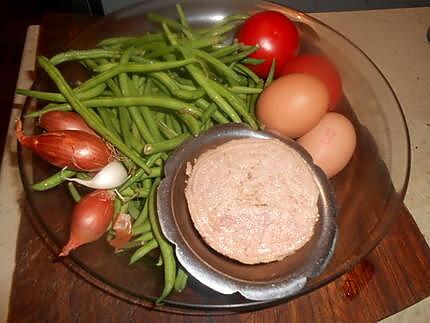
256;74;329;138
297;112;356;178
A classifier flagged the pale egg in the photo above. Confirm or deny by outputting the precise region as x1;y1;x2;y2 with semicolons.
298;112;356;178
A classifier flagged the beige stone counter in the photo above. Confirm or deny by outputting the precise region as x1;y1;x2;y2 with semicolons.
0;7;429;322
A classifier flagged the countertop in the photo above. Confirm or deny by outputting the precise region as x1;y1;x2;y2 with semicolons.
0;7;429;322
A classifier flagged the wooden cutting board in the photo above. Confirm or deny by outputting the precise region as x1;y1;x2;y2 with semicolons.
7;14;430;323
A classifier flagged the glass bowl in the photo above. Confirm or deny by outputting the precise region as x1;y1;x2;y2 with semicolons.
18;0;410;314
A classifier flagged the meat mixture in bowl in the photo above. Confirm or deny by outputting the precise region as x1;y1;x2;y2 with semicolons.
185;138;320;265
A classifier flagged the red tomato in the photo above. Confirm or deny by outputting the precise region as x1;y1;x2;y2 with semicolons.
236;11;300;78
280;54;342;110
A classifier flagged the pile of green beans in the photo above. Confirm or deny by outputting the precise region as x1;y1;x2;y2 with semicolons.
20;4;268;303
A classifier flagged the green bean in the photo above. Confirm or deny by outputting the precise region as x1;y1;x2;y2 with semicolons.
74;59;197;93
119;154;162;193
16;83;106;103
184;46;241;86
103;76;138;148
134;41;166;52
150;72;205;100
50;49;121;65
220;46;259;64
137;79;164;142
245;79;254;112
176;4;191;29
132;220;151;235
134;231;154;243
199;22;239;37
208;79;258;129
175;81;199;92
101;90;113;96
67;182;81;202
134;196;149;227
128;200;141;219
81;58;99;72
161;29;241;122
96;107;120;136
165;113;174;130
119;33;165;48
31;169;76;191
194;14;247;36
169;73;195;87
149;76;171;96
265;59;276;88
143;176;154;188
175;4;194;40
129;239;159;265
119;48;155;144
157;120;178;139
37;56;152;174
228;86;263;94
174;269;188;292
107;109;122;133
97;36;138;47
176;113;200;136
148;179;176;303
145;36;224;59
170;115;183;134
241;57;266;65
128;189;150;199
143;133;190;155
131;74;142;92
250;91;260;117
147;12;189;34
193;99;227;124
233;63;263;84
118;106;135;148
92;62;118;72
200;102;219;128
210;43;240;58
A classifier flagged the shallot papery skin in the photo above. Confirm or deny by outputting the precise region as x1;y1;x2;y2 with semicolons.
15;119;112;172
39;111;98;136
60;190;115;256
109;213;133;250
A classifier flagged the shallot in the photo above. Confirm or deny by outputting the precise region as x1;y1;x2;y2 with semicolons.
16;119;113;172
60;189;115;256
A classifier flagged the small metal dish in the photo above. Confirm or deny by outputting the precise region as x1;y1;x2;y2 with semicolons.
157;124;338;301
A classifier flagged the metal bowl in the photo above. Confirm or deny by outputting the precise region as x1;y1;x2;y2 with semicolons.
157;124;338;301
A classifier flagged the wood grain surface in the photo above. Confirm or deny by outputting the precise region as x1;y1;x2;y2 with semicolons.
7;13;430;323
